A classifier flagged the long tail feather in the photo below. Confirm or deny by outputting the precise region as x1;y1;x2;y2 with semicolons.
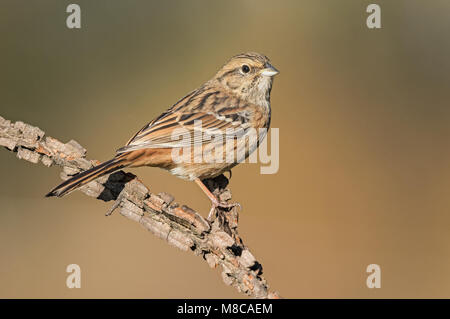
45;155;128;197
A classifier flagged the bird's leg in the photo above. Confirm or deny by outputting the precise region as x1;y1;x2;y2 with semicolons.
194;178;240;221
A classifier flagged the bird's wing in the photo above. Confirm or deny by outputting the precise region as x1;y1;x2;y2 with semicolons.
116;88;255;154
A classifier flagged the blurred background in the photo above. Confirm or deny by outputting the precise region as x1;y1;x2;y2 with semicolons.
1;0;450;298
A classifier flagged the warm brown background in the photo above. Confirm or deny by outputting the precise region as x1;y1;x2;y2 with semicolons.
1;0;450;298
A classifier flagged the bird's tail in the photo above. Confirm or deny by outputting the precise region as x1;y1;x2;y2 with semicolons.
45;154;129;198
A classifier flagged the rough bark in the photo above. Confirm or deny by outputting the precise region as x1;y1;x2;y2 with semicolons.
0;115;279;299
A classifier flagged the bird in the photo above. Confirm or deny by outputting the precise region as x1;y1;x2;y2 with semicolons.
46;52;279;220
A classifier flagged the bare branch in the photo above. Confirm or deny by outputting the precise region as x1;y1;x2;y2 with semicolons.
0;115;279;299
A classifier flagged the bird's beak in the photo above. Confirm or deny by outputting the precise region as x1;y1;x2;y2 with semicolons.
261;63;279;77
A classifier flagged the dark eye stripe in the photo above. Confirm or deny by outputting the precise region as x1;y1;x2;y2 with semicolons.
216;69;237;82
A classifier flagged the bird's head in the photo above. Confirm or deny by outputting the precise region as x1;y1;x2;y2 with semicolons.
213;52;279;107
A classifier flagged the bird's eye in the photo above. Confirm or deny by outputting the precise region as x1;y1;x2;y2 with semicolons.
241;65;250;74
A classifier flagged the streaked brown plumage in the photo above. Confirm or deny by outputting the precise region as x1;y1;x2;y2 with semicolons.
46;52;279;219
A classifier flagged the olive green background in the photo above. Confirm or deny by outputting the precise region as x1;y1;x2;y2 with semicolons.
1;0;450;298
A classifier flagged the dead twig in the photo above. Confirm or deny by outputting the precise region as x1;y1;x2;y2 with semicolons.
0;115;279;298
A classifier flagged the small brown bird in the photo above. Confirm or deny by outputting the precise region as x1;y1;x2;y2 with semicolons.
46;52;279;219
